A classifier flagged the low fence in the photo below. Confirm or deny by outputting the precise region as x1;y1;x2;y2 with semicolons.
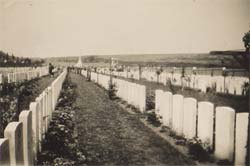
0;66;49;84
81;70;146;112
155;89;249;165
0;69;67;165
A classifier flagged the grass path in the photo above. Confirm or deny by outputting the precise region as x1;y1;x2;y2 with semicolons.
70;73;193;165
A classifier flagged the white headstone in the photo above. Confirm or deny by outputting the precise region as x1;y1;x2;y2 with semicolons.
35;97;42;151
227;77;235;95
40;93;46;138
0;138;10;165
139;85;146;112
19;110;33;166
4;122;24;166
214;107;235;161
42;91;48;132
197;102;214;148
29;102;39;160
48;87;52;121
161;92;173;127
235;113;249;165
183;98;197;139
215;76;224;93
172;94;184;135
45;90;49;131
51;82;56;110
155;89;163;115
130;83;135;105
199;79;207;92
135;84;139;108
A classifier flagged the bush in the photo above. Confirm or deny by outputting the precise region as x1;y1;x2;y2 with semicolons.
0;81;32;137
146;95;155;110
242;82;249;96
146;111;161;127
38;75;86;165
0;96;18;137
57;78;77;107
108;81;117;100
41;110;79;161
187;138;212;162
168;130;185;141
217;159;233;165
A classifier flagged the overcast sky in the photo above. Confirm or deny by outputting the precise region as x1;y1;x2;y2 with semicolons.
0;0;249;57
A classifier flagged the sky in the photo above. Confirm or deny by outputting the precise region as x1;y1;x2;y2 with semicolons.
0;0;249;57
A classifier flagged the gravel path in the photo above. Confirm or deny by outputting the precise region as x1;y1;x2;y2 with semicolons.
70;73;193;165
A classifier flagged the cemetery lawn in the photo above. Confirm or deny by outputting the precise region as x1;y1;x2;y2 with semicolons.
70;73;194;165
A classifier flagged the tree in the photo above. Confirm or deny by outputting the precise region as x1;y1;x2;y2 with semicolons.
243;31;250;53
211;31;250;69
244;31;250;166
156;66;163;84
138;65;142;80
239;31;250;69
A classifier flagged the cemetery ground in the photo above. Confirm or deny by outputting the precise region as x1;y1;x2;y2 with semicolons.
0;72;59;137
37;73;194;165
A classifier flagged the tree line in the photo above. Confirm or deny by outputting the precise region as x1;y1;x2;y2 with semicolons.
0;51;44;67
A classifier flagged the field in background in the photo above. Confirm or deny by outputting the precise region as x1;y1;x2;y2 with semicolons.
45;53;242;68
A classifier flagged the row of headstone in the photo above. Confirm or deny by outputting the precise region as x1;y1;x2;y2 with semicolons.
90;72;98;83
0;74;3;84
113;78;146;112
186;73;244;95
81;70;87;77
127;71;140;80
187;75;247;95
80;71;146;112
5;66;49;84
112;71;127;78
106;69;248;96
0;67;34;75
141;71;158;82
96;74;110;90
139;70;248;95
112;71;140;80
0;69;67;166
95;67;248;96
38;66;50;77
155;89;249;165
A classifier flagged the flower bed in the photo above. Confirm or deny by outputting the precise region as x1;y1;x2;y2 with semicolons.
0;81;35;137
37;76;85;165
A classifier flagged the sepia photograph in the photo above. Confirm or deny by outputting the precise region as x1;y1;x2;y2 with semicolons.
0;0;250;165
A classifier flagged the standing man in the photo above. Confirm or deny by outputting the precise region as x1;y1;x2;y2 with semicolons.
49;63;54;76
